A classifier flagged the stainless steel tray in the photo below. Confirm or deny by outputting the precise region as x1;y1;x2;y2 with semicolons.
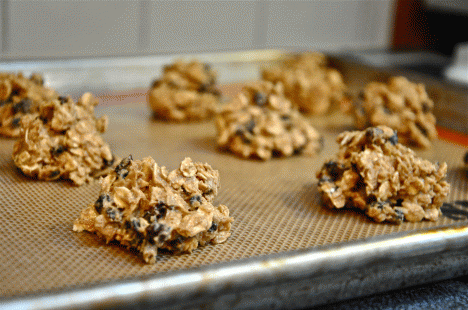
1;50;468;310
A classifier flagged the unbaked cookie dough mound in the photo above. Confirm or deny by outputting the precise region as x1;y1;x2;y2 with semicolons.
147;60;221;121
353;76;437;149
0;72;58;137
280;52;327;71
12;93;114;186
216;81;322;160
262;52;348;115
316;126;450;224
73;156;233;264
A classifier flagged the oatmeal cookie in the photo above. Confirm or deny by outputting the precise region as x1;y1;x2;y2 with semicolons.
0;72;58;137
352;76;437;148
73;156;233;264
262;52;348;115
316;126;450;223
147;60;221;121
12;93;114;185
215;81;322;160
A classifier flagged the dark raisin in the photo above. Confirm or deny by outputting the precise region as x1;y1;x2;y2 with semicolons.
280;115;290;121
358;91;365;100
395;199;404;206
189;195;202;206
94;194;109;213
204;188;213;195
147;222;164;240
325;161;343;179
156;202;167;210
58;96;67;104
103;156;115;167
388;132;398;145
208;222;218;233
122;155;133;166
40;116;48;124
464;152;468;164
11;117;21;128
245;119;255;134
48;170;60;179
115;155;133;178
12;99;31;114
253;92;267;106
271;149;282;157
51;145;66;157
106;208;117;221
169;236;185;247
94;197;104;213
293;145;305;155
371;200;390;210
155;203;167;219
416;123;428;137
11;88;20;97
393;208;405;223
131;218;140;230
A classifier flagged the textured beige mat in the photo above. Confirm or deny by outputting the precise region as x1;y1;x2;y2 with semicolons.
1;86;467;298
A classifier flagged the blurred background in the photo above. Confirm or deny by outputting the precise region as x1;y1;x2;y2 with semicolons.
0;0;465;60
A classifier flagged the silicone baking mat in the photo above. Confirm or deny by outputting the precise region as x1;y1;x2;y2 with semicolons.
0;84;467;299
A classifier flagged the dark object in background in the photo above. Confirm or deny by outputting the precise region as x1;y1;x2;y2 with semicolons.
392;0;468;56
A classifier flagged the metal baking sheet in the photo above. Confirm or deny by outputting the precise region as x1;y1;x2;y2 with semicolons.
1;50;468;310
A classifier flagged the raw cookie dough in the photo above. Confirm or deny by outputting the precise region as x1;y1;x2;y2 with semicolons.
147;60;221;121
215;81;322;160
352;76;437;148
73;156;233;264
316;126;450;223
12;93;114;185
262;52;348;115
0;72;58;137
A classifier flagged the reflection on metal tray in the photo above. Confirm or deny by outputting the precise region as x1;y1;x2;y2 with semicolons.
0;50;468;310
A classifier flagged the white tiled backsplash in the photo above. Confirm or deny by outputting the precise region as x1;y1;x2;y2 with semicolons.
0;0;395;60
